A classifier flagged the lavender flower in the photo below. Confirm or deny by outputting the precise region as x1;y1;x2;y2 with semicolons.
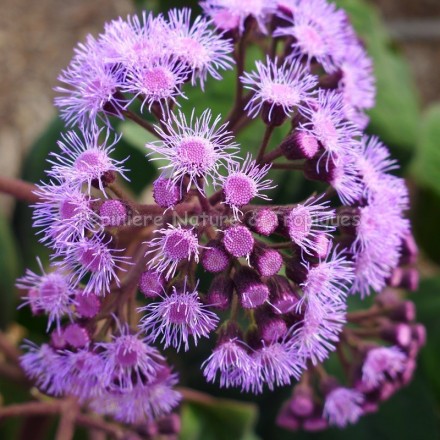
323;387;364;427
145;225;201;280
241;57;318;123
147;109;238;193
16;262;75;330
167;8;235;88
222;154;274;218
139;281;219;351
48;129;128;194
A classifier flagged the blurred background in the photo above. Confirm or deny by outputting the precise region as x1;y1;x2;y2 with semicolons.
0;0;439;439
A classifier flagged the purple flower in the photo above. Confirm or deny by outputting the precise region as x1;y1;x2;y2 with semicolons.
57;233;130;295
122;54;190;113
274;0;352;73
48;128;128;195
16;261;76;331
20;342;66;396
361;346;407;390
98;325;165;390
222;154;274;218
99;200;128;227
223;225;255;260
59;349;106;401
33;180;99;249
323;387;364;427
299;90;361;165
286;196;335;255
54;35;126;128
89;366;181;423
338;44;375;128
356;135;397;196
250;208;279;236
145;224;201;280
147;109;238;193
241;56;318;122
153;177;183;209
167;8;234;88
99;12;168;66
138;281;219;351
202;338;257;389
139;269;165;298
251;341;304;392
201;0;273;34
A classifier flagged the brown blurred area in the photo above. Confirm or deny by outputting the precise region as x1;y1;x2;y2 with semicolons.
0;0;439;213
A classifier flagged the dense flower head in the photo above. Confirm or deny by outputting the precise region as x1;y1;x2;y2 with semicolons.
286;196;335;255
57;233;130;295
167;8;235;88
139;281;219;351
222;154;274;218
241;56;318;123
323;387;364;427
201;0;273;34
33;180;99;249
147;109;239;193
48;128;128;194
361;346;407;390
18;0;421;433
17;262;75;331
274;0;354;72
145;224;201;280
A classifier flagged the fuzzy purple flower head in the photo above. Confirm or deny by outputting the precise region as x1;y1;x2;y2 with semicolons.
15;0;422;435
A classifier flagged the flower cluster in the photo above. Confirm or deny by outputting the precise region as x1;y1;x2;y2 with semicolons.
16;0;422;434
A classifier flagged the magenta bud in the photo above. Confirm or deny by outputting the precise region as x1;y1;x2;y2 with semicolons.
153;177;182;208
99;200;128;227
258;314;288;343
310;233;331;259
303;415;328;432
276;403;301;431
223;225;255;258
379;382;396;401
399;233;418;266
64;324;90;348
399;268;419;291
205;273;233;310
285;259;309;285
401;358;416;385
50;328;66;349
304;154;336;183
380;323;412;348
261;102;288;127
388;267;403;288
157;413;181;435
412;324;426;347
362;401;379;414
75;291;101;318
289;386;314;418
388;301;416;323
267;275;299;314
247;208;279;236
280;131;320;160
250;245;283;277
202;241;230;273
234;267;269;309
139;270;164;298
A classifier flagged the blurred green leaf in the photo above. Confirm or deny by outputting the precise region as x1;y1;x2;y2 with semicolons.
335;0;420;154
180;396;259;440
0;211;21;329
411;104;440;195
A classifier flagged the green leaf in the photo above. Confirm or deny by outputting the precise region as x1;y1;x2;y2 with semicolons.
0;211;21;329
335;0;420;154
411;104;440;195
180;395;260;440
